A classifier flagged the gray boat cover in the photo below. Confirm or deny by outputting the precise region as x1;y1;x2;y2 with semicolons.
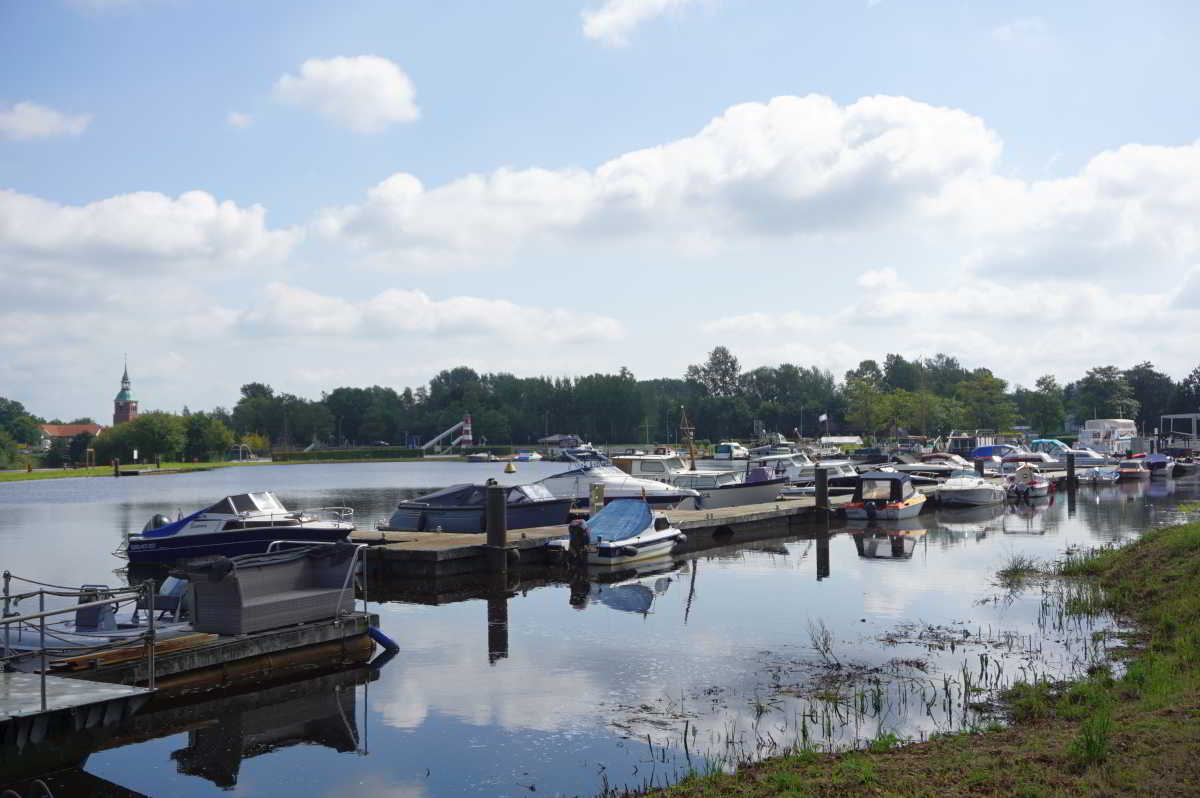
585;499;651;543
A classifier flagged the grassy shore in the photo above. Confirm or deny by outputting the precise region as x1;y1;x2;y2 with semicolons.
641;522;1200;797
0;460;257;482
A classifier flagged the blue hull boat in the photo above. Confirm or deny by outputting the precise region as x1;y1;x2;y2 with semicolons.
123;492;355;564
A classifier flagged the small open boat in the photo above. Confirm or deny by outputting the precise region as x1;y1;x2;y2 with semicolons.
1006;464;1051;499
547;500;685;566
936;470;1007;506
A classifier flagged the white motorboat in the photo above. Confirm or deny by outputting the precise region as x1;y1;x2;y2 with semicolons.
122;492;354;563
1076;419;1138;456
537;461;698;508
713;441;750;460
1076;466;1120;484
1144;453;1175;479
1006;464;1051;499
672;467;788;510
610;453;780;501
1029;439;1114;467
512;450;543;462
547;500;685;566
844;472;927;520
936;470;1007;506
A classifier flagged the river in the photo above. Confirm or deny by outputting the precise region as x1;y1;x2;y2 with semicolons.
1;462;1196;796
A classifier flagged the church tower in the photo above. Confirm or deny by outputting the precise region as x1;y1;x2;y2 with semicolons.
113;361;138;426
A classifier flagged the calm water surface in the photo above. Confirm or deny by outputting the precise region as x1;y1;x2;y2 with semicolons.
1;462;1196;796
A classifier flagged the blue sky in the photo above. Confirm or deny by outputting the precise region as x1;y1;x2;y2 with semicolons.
3;0;1199;420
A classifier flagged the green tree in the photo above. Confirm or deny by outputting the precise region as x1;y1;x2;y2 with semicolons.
883;354;924;393
1124;362;1175;431
955;369;1017;431
0;397;42;445
844;376;889;438
1177;363;1200;412
68;431;95;463
128;412;186;461
0;428;19;469
1023;375;1066;436
1070;366;1138;421
686;346;742;398
42;438;69;468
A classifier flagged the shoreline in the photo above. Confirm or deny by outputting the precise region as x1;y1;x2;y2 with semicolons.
631;520;1200;797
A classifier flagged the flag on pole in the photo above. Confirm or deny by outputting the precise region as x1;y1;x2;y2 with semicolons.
818;413;828;423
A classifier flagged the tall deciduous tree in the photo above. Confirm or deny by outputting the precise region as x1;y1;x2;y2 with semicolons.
685;347;742;398
1124;362;1175;431
955;369;1017;431
1070;366;1139;422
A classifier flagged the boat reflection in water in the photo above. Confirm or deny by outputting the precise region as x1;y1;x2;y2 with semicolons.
1003;496;1054;536
845;517;928;560
3;665;376;795
935;504;1006;541
569;555;684;616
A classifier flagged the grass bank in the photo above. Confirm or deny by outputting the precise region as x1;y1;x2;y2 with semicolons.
640;522;1200;797
0;460;261;482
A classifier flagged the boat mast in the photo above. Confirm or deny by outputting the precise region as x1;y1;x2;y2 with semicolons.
680;405;697;470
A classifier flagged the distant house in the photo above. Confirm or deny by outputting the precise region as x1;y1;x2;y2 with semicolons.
39;423;105;450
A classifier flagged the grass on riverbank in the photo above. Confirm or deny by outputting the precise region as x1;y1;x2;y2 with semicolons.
0;461;258;482
640;522;1200;797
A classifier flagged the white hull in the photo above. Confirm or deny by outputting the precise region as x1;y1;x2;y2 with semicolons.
844;495;926;520
937;485;1007;506
676;479;784;510
589;534;681;565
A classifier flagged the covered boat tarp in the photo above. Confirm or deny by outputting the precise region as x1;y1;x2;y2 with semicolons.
408;482;558;506
969;444;1019;459
584;499;651;543
855;471;917;502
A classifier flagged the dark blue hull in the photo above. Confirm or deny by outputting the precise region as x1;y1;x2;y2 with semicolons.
383;499;573;533
127;527;350;563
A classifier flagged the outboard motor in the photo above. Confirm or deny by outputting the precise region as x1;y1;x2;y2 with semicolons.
865;500;878;521
143;513;171;533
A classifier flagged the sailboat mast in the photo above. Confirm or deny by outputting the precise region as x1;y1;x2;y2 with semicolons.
680;405;697;470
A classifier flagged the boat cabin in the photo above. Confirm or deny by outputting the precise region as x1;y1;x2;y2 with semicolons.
853;472;917;503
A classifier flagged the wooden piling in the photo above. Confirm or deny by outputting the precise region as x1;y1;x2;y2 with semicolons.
814;466;828;521
485;483;507;575
1066;452;1076;483
974;459;985;476
112;458;120;478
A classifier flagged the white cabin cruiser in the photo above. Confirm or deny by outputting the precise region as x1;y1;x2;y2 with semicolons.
936;470;1007;507
1029;439;1114;467
1117;458;1151;480
536;462;698;508
547;500;685;566
672;467;788;510
123;492;355;563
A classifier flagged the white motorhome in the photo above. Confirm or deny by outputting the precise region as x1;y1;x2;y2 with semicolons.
1076;419;1138;456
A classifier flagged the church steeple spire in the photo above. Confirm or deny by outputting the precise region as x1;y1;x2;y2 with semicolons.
113;356;138;426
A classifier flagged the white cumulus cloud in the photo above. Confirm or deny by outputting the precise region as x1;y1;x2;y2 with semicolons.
272;55;419;133
582;0;700;46
318;94;999;267
226;110;253;128
0;101;92;140
239;283;624;345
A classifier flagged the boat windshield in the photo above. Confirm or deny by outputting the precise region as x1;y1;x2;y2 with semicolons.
949;470;977;479
861;480;892;500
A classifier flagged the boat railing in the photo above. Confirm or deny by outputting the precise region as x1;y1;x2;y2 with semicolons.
1;573;161;710
239;506;355;524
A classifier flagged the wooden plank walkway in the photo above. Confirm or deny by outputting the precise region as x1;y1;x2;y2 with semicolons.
351;494;855;574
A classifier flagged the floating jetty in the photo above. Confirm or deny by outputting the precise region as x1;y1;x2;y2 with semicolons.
352;494;854;579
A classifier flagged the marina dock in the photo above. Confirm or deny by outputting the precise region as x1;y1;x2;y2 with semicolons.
351;494;855;578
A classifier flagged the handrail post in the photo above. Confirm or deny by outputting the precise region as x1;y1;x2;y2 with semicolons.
145;580;156;690
38;590;46;711
2;570;10;658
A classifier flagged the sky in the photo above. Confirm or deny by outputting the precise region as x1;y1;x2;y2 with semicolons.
2;0;1200;421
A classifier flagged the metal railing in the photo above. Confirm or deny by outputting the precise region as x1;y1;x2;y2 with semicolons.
2;573;159;711
264;540;370;620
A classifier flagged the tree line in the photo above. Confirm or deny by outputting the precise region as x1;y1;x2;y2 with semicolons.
2;350;1198;466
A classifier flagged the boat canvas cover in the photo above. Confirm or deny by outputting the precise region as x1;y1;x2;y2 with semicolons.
584;499;651;544
411;483;558;506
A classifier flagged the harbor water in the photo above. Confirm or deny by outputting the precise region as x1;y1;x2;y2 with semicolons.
1;462;1196;796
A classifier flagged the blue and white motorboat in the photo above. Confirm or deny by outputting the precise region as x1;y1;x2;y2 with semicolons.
547;500;686;566
512;450;543;462
123;492;354;563
377;482;573;533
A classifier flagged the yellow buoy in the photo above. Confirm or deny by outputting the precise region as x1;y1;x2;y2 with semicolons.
505;462;517;473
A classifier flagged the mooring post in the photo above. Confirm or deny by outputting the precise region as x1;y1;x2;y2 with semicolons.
485;483;508;575
589;482;605;516
1066;452;1076;484
112;458;120;478
814;466;828;521
974;458;985;476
